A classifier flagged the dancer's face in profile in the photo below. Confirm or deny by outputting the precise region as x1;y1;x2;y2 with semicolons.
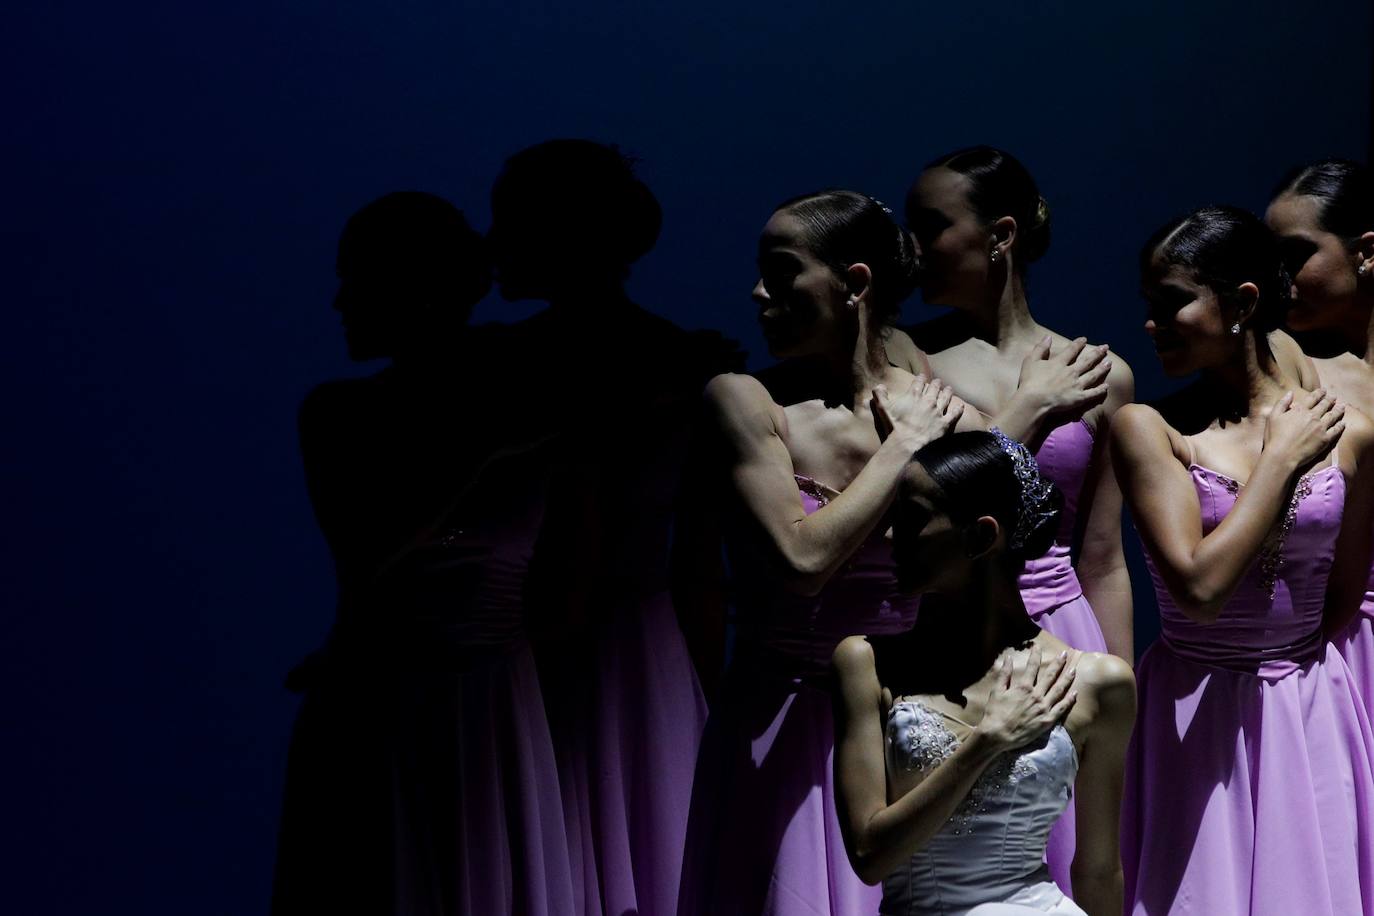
1141;260;1236;377
892;464;992;595
753;210;849;358
905;167;993;308
1265;193;1363;332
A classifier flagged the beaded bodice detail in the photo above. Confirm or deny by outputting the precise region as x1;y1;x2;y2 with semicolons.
880;698;1078;914
1143;458;1344;678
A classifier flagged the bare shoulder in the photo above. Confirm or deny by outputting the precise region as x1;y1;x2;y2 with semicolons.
1108;401;1167;446
703;372;786;444
1340;404;1374;464
704;371;777;418
1073;651;1137;732
832;634;877;674
1104;351;1136;403
1075;651;1135;696
884;327;928;375
1268;329;1319;389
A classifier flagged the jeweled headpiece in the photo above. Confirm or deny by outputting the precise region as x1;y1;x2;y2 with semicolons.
989;427;1057;551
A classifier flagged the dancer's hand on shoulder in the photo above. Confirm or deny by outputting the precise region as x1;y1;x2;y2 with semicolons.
976;647;1077;752
1262;388;1344;474
1016;336;1111;421
871;375;963;453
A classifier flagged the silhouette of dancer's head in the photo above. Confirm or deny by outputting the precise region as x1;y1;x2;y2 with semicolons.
489;139;662;302
753;189;919;359
334;192;490;361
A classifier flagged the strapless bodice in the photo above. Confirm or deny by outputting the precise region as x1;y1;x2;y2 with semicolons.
1018;420;1095;615
881;698;1078;915
1144;462;1344;678
731;475;920;677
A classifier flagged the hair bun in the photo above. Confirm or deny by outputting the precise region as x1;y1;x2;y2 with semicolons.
1022;195;1052;264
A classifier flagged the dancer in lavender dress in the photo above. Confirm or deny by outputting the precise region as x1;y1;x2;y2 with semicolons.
489;140;741;916
890;147;1134;894
272;193;575;915
833;431;1135;916
1267;160;1374;718
675;190;966;916
894;146;1134;661
1113;205;1374;915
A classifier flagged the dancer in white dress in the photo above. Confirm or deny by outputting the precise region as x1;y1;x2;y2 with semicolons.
832;431;1135;916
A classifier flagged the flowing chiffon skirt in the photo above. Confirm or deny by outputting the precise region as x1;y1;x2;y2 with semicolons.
556;592;707;916
1122;640;1374;916
676;652;878;916
272;643;576;916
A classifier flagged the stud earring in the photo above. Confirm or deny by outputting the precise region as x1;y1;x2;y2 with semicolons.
989;249;1000;263
1230;322;1241;335
1359;263;1369;277
846;295;858;309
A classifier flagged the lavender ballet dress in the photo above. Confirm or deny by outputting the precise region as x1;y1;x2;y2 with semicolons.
1123;452;1374;915
1018;419;1109;652
1305;367;1374;723
551;332;735;916
1332;574;1374;723
677;476;920;916
272;446;576;916
1014;419;1109;894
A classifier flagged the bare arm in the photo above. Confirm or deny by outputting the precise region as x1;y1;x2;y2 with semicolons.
1066;653;1136;916
831;638;1076;885
1076;358;1136;660
1110;393;1342;623
1324;409;1374;634
705;372;960;596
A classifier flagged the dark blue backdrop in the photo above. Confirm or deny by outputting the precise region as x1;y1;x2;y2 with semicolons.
6;2;1370;912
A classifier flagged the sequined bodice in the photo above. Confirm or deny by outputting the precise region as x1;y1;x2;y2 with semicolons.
881;699;1077;914
1018;420;1094;615
731;475;921;675
1144;462;1344;677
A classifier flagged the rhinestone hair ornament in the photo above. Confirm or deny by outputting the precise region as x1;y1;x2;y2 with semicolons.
989;427;1057;551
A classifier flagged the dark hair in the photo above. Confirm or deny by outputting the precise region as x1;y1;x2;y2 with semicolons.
339;191;491;309
912;431;1062;564
1275;159;1373;241
494;138;662;271
929;146;1052;269
1140;205;1291;333
777;189;920;326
